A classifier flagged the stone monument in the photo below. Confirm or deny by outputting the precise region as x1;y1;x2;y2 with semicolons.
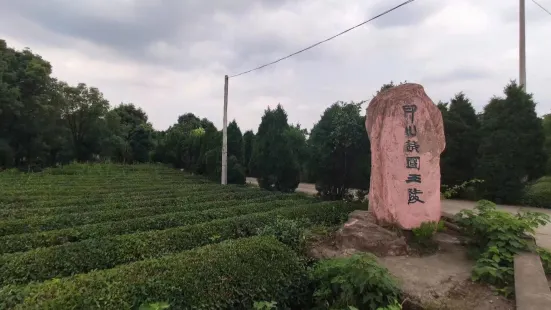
365;83;445;229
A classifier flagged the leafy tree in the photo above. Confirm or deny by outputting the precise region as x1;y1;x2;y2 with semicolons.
308;101;370;200
0;40;61;169
227;120;243;162
440;93;480;188
250;105;300;192
476;81;547;203
286;124;309;181
542;114;551;173
58;82;110;161
242;130;255;174
111;103;153;163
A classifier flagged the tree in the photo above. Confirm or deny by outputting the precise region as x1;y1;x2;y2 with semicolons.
111;103;153;163
250;104;300;192
0;40;61;169
440;93;480;188
542;114;551;173
227;120;243;162
476;81;547;203
242;130;255;174
308;101;370;200
58;82;110;161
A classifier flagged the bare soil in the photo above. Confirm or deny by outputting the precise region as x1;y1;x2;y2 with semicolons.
309;231;515;310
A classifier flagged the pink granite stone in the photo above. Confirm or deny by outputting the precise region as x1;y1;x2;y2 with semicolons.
366;83;445;229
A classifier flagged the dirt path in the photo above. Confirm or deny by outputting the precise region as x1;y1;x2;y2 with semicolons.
246;178;551;250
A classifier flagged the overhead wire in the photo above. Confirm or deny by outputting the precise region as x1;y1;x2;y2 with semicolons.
532;0;551;16
229;0;416;78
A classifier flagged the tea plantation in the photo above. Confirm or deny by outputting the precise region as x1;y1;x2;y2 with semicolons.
0;164;360;309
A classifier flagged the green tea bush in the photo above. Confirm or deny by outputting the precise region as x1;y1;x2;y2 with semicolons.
257;216;311;250
455;200;550;294
0;196;312;254
0;236;309;310
0;191;279;236
522;178;551;209
309;253;401;310
0;202;355;285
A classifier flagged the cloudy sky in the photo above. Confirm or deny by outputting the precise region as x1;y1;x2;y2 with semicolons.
1;0;550;131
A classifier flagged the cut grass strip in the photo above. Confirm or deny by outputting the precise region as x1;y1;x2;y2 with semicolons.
0;201;357;286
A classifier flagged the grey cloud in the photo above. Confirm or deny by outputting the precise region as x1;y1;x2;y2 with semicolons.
369;0;441;28
422;67;493;84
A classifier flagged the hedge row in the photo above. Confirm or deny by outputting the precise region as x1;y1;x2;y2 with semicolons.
0;188;276;220
0;201;356;286
0;236;307;310
0;184;260;211
0;178;214;195
0;184;239;209
0;195;311;254
0;190;282;236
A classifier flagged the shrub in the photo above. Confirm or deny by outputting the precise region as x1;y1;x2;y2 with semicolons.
257;216;310;250
455;200;550;295
0;201;356;285
537;247;551;274
309;253;401;309
523;178;551;208
0;236;309;309
411;221;439;251
0;195;311;254
0;189;278;236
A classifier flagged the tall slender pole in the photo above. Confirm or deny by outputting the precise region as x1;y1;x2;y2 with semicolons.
520;0;526;90
221;75;229;185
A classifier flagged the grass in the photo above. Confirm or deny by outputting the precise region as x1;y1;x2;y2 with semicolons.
0;163;359;308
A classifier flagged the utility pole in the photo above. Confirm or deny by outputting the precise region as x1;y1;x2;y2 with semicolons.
520;0;526;90
221;75;228;185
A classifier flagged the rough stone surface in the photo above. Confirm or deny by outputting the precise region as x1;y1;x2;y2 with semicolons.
366;83;445;229
335;210;408;256
514;253;551;310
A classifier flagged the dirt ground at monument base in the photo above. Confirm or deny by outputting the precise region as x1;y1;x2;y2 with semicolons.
309;232;514;310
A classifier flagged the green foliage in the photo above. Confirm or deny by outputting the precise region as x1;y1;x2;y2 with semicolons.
308;101;370;200
411;221;438;248
257;216;310;250
376;300;402;310
227;120;243;162
250;105;301;192
522;177;551;208
243;130;255;174
455;200;550;293
0;200;354;286
537;247;551;274
0;195;311;254
309;253;401;310
0;236;309;310
139;302;170;310
476;81;547;204
441;179;484;199
253;301;278;310
440;93;481;193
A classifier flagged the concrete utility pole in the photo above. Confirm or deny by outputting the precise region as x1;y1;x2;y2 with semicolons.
221;75;228;185
520;0;527;90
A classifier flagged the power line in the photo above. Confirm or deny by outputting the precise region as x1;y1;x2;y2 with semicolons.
532;0;551;16
229;0;416;78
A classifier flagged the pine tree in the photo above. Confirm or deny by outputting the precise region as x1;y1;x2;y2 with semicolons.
227;120;243;162
440;92;480;187
476;81;546;203
308;101;370;200
242;130;255;174
250;104;300;192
